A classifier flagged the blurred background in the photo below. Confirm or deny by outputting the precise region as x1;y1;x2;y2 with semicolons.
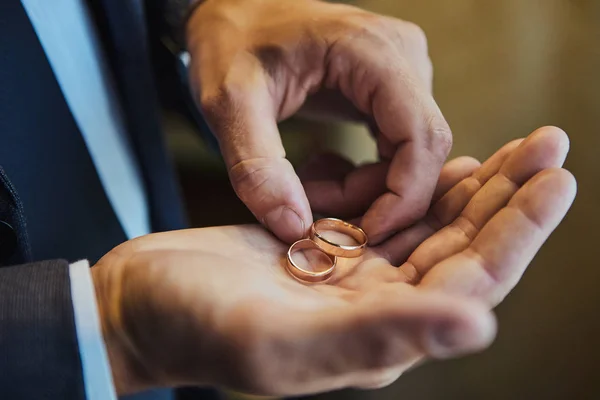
164;1;600;399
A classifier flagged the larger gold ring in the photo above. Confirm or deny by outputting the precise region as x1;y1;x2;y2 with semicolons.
310;218;368;258
286;239;336;284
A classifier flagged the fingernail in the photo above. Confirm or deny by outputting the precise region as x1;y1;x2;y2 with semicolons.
264;206;305;243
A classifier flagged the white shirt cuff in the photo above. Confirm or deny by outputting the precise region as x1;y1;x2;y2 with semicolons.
69;260;117;400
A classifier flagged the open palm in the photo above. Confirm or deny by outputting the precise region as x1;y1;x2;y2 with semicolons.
94;127;575;397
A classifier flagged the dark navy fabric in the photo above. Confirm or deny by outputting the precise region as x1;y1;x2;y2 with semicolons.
0;0;127;264
0;0;219;399
0;167;32;266
0;260;86;400
0;1;117;398
87;0;189;233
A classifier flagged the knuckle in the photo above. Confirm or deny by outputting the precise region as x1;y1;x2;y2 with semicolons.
418;52;434;78
198;91;222;118
402;21;429;50
423;54;434;81
428;115;453;157
336;12;393;48
405;196;430;220
199;80;245;118
361;13;393;35
198;56;259;121
228;158;282;205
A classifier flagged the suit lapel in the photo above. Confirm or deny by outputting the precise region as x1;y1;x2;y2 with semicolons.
0;0;128;262
86;0;189;232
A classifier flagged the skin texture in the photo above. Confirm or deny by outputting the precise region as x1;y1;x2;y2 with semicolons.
92;127;576;397
186;0;450;245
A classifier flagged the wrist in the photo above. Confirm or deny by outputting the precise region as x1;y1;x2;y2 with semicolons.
91;262;156;395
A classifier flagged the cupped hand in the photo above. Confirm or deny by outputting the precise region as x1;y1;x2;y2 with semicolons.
92;127;575;396
186;0;449;244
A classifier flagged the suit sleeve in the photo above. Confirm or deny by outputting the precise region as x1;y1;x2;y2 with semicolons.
0;260;86;399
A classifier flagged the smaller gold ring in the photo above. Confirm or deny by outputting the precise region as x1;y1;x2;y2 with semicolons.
286;239;336;284
310;218;368;258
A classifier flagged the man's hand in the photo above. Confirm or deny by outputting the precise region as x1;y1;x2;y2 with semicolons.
92;126;575;396
186;0;448;244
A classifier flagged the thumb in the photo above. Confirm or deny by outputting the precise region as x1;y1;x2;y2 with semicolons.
266;289;497;395
199;66;312;243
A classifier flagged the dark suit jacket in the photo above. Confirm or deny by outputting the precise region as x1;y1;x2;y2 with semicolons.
0;1;219;399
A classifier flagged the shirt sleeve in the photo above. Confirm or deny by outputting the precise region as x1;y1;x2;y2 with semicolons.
69;260;117;400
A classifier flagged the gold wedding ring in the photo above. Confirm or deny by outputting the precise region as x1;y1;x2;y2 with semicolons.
286;239;336;283
310;218;368;258
285;218;368;284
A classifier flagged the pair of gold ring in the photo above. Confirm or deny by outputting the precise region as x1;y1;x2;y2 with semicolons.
286;218;368;284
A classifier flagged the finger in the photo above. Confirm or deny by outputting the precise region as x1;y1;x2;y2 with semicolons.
376;136;535;270
361;114;451;245
400;126;570;281
431;156;481;203
376;138;523;265
325;34;452;245
301;154;389;218
307;156;480;267
268;288;495;395
419;168;576;306
198;60;311;243
376;156;481;265
431;138;524;222
427;138;523;229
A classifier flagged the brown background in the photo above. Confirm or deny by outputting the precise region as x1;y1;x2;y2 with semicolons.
166;1;600;399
